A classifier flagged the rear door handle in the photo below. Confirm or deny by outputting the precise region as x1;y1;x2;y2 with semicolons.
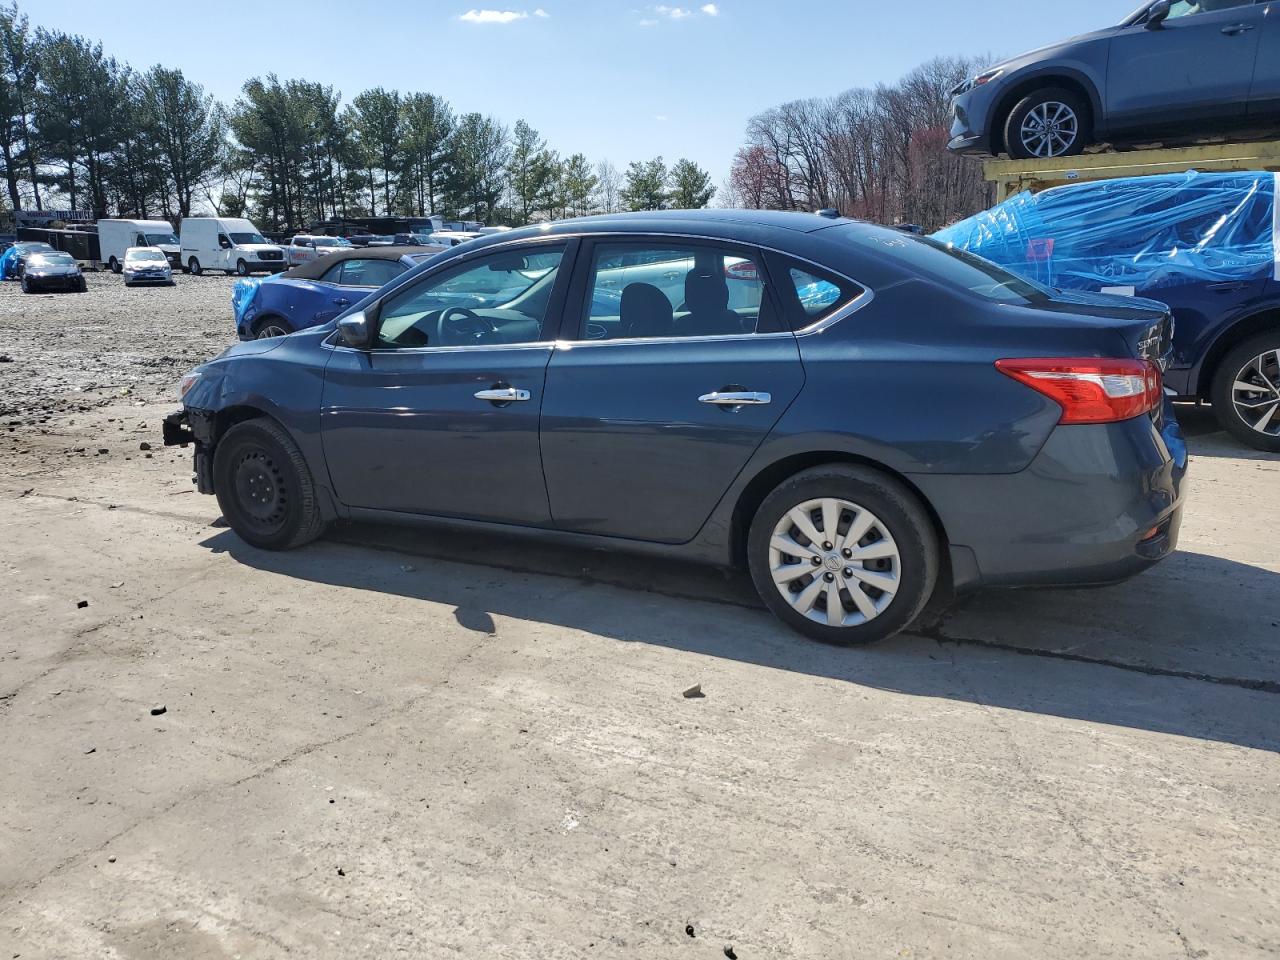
332;297;351;307
1222;22;1256;34
699;391;772;407
474;387;531;402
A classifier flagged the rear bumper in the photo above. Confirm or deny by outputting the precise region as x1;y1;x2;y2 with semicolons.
915;403;1188;590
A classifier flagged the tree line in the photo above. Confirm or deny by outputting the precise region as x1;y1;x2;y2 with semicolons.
724;56;994;233
0;2;717;231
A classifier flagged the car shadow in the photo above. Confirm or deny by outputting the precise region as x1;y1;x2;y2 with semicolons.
200;523;1280;754
1174;402;1278;460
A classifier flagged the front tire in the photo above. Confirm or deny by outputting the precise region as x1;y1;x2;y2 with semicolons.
109;257;121;274
1210;331;1280;451
236;258;250;277
188;257;202;276
252;316;293;339
1004;87;1089;160
20;278;31;294
213;419;326;550
747;465;939;645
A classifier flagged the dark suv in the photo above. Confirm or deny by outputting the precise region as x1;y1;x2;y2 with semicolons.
950;0;1280;160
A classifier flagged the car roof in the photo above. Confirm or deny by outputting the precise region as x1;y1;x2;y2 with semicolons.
451;209;870;258
280;245;431;281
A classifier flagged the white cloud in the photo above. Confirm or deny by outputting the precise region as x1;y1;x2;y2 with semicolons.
459;9;528;23
642;4;717;23
534;7;550;16
654;114;668;122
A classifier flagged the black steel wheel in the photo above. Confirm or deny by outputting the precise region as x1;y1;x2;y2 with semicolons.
212;419;326;550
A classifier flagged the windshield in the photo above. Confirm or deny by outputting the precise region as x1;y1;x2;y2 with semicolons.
30;253;73;266
844;227;1051;304
127;250;166;262
229;232;267;245
145;232;178;245
314;237;349;247
17;242;52;252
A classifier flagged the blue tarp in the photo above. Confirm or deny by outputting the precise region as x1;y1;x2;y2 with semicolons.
231;273;288;326
0;245;20;280
933;170;1277;293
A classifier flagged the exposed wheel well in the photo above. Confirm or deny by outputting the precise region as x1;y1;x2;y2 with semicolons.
1196;310;1280;397
990;76;1096;156
213;405;271;444
728;452;951;576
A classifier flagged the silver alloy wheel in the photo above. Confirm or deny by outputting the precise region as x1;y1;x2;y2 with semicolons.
1020;101;1079;158
768;497;902;628
1231;349;1280;436
256;324;289;339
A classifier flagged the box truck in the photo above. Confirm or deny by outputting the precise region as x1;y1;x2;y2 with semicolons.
97;219;180;272
178;217;285;276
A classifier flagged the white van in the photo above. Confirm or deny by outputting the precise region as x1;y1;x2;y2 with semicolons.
97;219;180;273
178;217;285;276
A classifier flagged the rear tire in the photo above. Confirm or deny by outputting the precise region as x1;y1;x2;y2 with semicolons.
1210;330;1280;451
212;419;326;550
1004;86;1089;160
747;465;939;646
188;257;202;276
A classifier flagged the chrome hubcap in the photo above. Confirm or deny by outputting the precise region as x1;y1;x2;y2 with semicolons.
257;325;288;339
769;497;901;627
1021;101;1078;158
1231;349;1280;436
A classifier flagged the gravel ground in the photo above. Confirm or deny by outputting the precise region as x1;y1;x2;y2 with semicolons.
0;270;235;421
1;275;1278;959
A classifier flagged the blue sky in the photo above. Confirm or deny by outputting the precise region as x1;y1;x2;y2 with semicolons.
32;0;1137;185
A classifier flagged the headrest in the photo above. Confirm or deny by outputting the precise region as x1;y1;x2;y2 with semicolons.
684;270;729;313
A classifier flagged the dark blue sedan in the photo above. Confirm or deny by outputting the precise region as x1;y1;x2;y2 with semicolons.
164;211;1187;645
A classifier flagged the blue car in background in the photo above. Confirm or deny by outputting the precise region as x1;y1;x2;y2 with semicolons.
166;210;1186;647
936;171;1280;451
235;246;443;340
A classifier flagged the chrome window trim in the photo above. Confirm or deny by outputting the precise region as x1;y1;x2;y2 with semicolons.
324;229;876;354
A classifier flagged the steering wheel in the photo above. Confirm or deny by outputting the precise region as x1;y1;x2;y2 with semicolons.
440;306;497;343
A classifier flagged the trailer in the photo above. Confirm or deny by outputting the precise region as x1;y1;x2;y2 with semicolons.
983;140;1280;200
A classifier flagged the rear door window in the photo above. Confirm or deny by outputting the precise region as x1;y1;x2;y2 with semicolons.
579;240;781;341
338;259;405;287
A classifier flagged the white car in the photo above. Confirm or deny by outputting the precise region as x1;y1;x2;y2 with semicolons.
428;230;483;248
122;246;174;287
285;235;352;267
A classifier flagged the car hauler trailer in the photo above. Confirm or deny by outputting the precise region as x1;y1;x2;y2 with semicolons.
982;139;1280;200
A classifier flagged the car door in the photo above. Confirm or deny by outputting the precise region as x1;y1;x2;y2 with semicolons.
320;240;574;522
539;237;805;544
1107;0;1264;128
1248;0;1280;113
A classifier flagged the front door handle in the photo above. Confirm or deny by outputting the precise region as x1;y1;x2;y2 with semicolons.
474;386;531;403
1207;280;1250;292
1222;22;1256;35
332;297;351;307
699;390;772;407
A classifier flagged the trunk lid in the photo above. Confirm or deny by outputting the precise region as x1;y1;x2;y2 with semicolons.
1025;288;1175;371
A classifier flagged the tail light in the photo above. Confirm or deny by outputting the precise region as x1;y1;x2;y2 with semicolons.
996;358;1162;424
725;260;759;281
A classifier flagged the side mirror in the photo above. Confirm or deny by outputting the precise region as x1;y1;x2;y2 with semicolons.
1146;0;1171;28
337;309;373;349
